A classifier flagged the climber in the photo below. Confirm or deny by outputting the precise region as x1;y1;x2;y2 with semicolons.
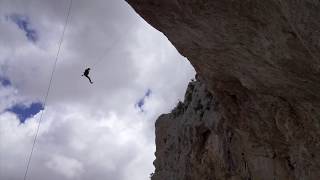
82;68;93;84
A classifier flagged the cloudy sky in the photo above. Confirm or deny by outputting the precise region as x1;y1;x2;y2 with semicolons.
0;0;195;179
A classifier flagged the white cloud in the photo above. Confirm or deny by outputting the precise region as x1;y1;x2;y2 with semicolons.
0;0;195;180
46;154;84;179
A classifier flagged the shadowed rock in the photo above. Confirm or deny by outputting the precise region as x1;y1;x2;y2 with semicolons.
126;1;320;179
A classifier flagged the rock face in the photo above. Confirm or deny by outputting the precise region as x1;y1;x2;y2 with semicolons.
125;1;320;180
153;79;320;180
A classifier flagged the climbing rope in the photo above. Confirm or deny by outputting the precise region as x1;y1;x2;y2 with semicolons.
90;33;124;68
23;0;73;179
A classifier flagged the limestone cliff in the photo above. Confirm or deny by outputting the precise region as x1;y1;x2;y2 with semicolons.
125;1;320;179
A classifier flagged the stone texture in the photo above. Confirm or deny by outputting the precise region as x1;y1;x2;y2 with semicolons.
125;1;320;179
152;78;320;180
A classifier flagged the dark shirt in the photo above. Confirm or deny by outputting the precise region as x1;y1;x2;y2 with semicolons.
84;69;90;76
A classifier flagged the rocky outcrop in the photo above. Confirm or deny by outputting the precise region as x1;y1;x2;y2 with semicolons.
125;1;320;179
152;78;320;180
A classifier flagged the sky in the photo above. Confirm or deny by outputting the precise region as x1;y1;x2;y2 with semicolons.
0;0;195;180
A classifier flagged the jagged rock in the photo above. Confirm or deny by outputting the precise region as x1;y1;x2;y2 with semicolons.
125;1;320;180
152;79;320;180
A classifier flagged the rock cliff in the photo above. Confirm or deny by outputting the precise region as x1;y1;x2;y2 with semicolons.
125;1;320;179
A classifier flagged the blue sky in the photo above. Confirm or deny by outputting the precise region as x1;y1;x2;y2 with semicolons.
0;76;11;86
0;74;43;123
7;13;38;43
136;89;152;111
0;1;195;180
6;102;44;123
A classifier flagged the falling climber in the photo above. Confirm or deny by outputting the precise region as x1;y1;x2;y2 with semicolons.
82;68;93;84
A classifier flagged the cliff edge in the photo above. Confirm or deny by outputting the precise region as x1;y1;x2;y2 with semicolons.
126;1;320;179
